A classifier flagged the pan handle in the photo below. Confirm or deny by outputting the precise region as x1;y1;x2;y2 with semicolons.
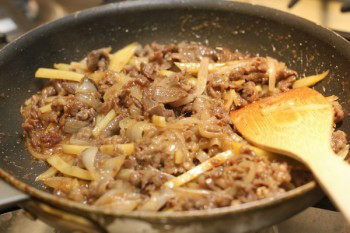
0;179;29;211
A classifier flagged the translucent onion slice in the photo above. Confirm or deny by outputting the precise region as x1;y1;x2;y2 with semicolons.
267;57;277;92
172;57;209;107
223;89;240;111
137;189;175;211
126;121;155;141
81;147;98;180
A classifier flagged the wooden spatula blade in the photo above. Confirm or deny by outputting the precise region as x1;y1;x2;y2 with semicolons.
230;87;334;161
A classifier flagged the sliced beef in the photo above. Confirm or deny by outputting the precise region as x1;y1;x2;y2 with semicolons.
149;42;177;69
331;130;347;153
97;73;118;94
41;86;56;98
51;80;79;96
332;100;344;123
142;76;188;117
30;128;62;150
61;82;79;95
140;62;157;79
172;42;217;62
241;81;261;103
76;127;93;140
216;47;250;62
86;48;110;72
148;76;188;103
207;76;230;98
142;98;175;118
76;108;97;121
276;76;295;92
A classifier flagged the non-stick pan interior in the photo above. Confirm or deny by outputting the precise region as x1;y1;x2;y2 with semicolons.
0;0;349;191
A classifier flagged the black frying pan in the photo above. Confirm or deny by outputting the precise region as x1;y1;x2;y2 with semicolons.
0;1;350;232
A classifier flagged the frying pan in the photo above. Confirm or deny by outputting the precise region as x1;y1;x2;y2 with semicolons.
0;0;349;232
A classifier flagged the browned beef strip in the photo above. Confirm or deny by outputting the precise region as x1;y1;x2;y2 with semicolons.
332;100;345;123
41;85;56;98
149;76;188;103
173;42;218;62
86;48;110;72
144;103;174;118
216;47;250;62
141;76;189;117
61;82;79;94
208;75;230;95
331;130;347;153
241;81;261;103
76;108;97;121
97;73;117;95
140;62;157;79
276;76;295;92
30;128;62;150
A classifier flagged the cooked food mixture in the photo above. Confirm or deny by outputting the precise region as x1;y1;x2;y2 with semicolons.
21;42;348;211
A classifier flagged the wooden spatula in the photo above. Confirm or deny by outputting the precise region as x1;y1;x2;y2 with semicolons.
230;87;350;222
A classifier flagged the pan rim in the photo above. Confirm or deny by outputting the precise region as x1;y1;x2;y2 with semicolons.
1;0;347;219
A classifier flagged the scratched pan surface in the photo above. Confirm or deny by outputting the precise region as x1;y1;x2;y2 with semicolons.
0;0;349;232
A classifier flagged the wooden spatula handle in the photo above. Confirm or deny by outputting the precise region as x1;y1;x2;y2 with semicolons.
307;151;350;222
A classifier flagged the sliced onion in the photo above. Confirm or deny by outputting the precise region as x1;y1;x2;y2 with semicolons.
137;188;174;211
173;130;190;161
119;118;134;130
126;121;155;141
213;59;255;75
130;86;142;101
172;57;209;107
81;147;98;179
168;117;200;129
267;57;277;92
94;188;140;211
192;97;210;120
174;187;212;196
63;118;89;134
209;138;222;147
198;123;222;138
76;93;101;109
148;165;175;180
76;78;97;94
69;136;90;145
